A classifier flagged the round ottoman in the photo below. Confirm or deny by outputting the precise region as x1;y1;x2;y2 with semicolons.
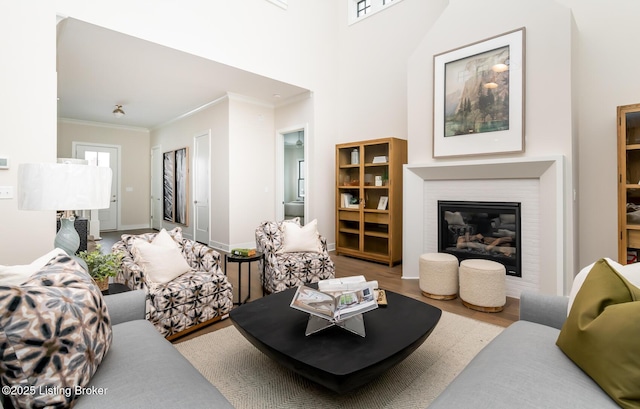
419;253;459;300
459;259;506;312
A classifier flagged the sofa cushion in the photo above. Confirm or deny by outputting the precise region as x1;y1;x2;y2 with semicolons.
76;319;233;408
278;219;322;253
557;258;640;409
429;320;618;409
0;254;112;409
0;248;67;286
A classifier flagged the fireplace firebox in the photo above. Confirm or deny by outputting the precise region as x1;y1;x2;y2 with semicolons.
438;201;521;277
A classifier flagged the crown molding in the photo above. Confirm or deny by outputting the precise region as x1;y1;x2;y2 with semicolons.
58;118;149;133
151;94;229;131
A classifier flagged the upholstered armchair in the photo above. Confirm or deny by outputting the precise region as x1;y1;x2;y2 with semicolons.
255;219;335;294
112;227;233;339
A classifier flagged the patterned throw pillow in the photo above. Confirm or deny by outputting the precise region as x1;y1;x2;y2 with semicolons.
0;254;112;409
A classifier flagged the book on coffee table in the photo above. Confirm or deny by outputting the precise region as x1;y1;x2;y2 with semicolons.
290;284;378;323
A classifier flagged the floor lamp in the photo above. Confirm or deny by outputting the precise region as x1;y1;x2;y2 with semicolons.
18;163;113;256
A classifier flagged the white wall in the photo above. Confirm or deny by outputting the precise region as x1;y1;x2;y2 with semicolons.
555;0;640;268
0;1;57;264
150;97;230;245
4;1;640;270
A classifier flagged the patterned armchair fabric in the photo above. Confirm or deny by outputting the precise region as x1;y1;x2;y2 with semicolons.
112;227;233;338
255;220;335;294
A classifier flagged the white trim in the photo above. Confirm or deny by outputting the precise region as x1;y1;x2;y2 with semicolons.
193;130;212;244
348;0;405;26
227;92;274;109
274;91;313;109
72;141;122;231
265;0;287;10
150;145;163;230
59;118;149;133
275;124;309;224
119;223;151;230
151;95;229;131
403;155;569;297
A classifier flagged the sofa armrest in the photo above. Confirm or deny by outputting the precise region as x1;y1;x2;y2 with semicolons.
104;289;146;325
519;290;568;330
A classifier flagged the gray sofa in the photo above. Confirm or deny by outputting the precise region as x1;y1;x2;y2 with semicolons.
429;291;618;408
75;290;233;409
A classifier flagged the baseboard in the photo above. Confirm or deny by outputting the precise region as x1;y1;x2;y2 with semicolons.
118;223;150;231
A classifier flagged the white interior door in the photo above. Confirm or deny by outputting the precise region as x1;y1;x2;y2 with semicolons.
74;143;119;231
151;146;162;230
194;132;210;244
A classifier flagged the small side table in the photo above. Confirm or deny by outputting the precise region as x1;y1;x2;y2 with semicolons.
224;252;264;305
101;283;131;296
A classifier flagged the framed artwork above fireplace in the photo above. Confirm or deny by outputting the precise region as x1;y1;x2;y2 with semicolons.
433;27;525;158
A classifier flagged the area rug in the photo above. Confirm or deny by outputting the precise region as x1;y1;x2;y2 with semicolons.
175;311;503;408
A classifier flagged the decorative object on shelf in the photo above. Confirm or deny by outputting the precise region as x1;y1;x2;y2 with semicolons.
17;162;112;256
433;27;525;158
375;176;383;186
163;147;189;225
77;244;124;291
351;148;359;165
377;196;388;210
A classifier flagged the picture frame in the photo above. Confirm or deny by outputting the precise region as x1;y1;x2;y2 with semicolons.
162;147;189;225
377;196;388;210
433;27;525;158
162;151;175;222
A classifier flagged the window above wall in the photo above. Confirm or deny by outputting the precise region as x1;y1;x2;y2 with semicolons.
349;0;404;25
266;0;287;10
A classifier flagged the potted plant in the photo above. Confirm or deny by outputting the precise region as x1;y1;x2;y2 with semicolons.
78;244;124;291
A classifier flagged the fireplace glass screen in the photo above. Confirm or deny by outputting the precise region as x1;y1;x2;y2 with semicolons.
438;201;521;277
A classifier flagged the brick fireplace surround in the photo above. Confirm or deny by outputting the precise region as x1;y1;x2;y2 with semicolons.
402;156;573;298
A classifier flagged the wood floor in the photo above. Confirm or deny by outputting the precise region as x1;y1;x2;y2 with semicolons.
98;229;519;344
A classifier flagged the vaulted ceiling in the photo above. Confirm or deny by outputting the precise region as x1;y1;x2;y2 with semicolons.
56;18;310;130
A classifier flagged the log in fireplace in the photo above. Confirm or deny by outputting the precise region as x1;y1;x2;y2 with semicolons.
438;200;521;277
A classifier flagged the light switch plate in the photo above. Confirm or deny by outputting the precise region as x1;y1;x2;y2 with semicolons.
0;186;14;199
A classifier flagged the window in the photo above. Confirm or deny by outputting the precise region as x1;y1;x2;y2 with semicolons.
349;0;404;25
357;0;371;17
298;160;305;198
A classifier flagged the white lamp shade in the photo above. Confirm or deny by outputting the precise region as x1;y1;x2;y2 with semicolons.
18;163;113;211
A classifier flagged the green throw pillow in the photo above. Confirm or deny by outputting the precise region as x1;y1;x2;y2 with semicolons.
556;258;640;409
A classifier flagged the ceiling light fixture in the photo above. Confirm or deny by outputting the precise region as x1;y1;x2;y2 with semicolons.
296;131;303;147
112;104;125;118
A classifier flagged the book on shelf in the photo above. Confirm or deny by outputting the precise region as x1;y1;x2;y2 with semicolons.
290;275;378;322
372;155;388;163
341;193;360;208
231;248;256;257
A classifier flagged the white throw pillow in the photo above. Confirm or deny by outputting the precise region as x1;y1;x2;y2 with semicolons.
566;257;640;315
278;219;323;253
152;228;179;248
0;248;67;286
131;238;191;284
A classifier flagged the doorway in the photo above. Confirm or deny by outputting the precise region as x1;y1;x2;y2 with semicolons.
193;131;211;244
277;127;307;225
151;145;162;230
73;142;120;231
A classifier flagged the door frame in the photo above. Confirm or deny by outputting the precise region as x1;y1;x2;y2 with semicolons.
72;141;121;231
193;130;212;244
150;145;162;230
275;124;308;223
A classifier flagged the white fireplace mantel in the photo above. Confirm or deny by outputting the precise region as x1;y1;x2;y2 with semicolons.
402;155;573;297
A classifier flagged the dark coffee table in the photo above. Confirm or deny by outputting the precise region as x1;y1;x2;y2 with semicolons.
230;286;441;393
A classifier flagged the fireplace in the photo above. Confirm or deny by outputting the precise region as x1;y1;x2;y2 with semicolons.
438;200;521;277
